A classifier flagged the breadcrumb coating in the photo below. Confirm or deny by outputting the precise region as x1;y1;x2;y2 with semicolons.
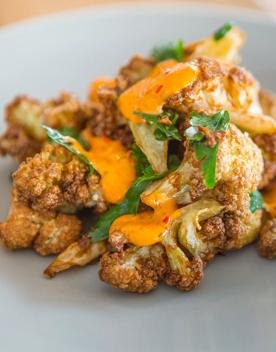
166;57;259;118
163;256;203;291
258;218;276;259
99;245;167;293
13;144;106;213
0;190;81;255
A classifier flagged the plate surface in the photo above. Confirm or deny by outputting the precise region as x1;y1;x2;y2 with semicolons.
1;4;276;352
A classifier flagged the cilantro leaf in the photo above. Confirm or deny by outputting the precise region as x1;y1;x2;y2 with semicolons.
249;191;263;213
132;143;153;177
151;39;184;62
134;111;182;141
185;110;230;189
43;126;94;175
58;126;89;149
193;141;218;189
88;169;168;242
190;110;230;132
214;22;234;41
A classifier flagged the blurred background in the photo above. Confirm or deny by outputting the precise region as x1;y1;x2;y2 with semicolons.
0;0;276;26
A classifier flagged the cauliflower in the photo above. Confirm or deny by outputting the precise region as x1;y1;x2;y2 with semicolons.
0;190;81;255
0;93;94;162
13;143;107;214
99;123;264;293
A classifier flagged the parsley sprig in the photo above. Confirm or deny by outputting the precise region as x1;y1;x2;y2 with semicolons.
214;21;234;41
151;39;184;62
185;110;230;189
132;143;153;177
43;126;94;175
134;111;182;141
249;191;263;213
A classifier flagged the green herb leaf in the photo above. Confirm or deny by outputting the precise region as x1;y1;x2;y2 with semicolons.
190;110;230;132
43;126;94;175
151;39;184;62
134;111;182;141
193;141;218;189
88;170;168;242
132;143;153;177
214;21;234;41
249;191;263;213
58;126;89;149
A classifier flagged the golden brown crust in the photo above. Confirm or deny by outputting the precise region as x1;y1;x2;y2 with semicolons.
99;245;167;293
0;124;42;162
116;55;155;92
258;218;276;259
13;144;105;213
163;257;203;291
0;190;81;255
166;57;259;119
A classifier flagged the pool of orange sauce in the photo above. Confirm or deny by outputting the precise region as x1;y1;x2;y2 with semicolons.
110;183;181;247
69;130;136;204
118;60;198;123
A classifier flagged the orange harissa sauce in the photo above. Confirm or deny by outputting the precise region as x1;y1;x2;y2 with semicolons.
118;60;198;123
263;185;276;217
89;78;115;102
110;177;181;247
69;130;136;204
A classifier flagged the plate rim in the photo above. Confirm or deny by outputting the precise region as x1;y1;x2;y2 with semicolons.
1;1;276;35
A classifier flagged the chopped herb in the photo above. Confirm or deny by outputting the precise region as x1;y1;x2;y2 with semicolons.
190;110;230;132
132;143;153;177
151;39;184;62
249;191;263;213
194;141;219;189
43;126;94;175
88;168;168;242
186;110;230;189
134;111;182;141
214;21;234;41
58;126;89;149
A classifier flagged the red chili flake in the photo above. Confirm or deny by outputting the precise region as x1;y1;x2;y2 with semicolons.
162;216;169;224
155;85;163;94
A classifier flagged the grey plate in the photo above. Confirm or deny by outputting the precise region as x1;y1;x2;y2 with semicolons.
0;4;276;352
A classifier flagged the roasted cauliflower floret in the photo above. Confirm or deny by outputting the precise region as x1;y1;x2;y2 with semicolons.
0;96;45;162
0;93;96;162
13;144;106;214
258;218;276;259
0;190;81;255
99;122;264;293
99;244;167;293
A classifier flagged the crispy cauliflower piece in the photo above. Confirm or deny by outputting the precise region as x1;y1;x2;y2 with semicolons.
258;218;276;259
0;190;81;255
100;244;167;293
0;96;45;162
44;237;107;278
0;93;96;162
13;144;106;214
